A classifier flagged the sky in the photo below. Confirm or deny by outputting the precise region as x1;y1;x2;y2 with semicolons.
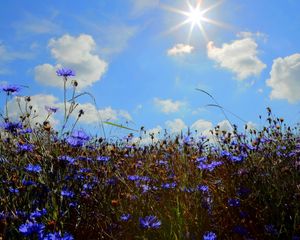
0;0;300;140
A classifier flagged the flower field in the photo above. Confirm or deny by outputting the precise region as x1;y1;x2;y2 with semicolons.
0;72;299;239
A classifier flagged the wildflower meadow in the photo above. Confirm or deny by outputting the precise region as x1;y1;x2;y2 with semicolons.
0;69;299;239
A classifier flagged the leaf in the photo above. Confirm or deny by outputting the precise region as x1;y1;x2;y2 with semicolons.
103;121;138;132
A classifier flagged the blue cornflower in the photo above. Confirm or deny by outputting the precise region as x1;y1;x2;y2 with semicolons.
97;156;110;163
196;156;207;163
20;128;32;134
139;215;161;229
2;121;22;132
203;231;217;240
43;231;74;240
22;179;36;186
220;150;231;157
1;84;21;94
0;211;6;220
30;208;47;219
230;155;243;163
56;68;75;77
197;185;209;192
120;213;131;222
233;225;248;236
197;161;223;172
61;189;75;198
161;182;177;189
45;106;58;113
228;198;240;207
237;187;251;198
19;221;45;237
66;130;90;147
264;224;278;236
9;187;19;194
58;155;76;165
18;143;34;152
25;164;42;173
127;175;140;181
158;160;168;166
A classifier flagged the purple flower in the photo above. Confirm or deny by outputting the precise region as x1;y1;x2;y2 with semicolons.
1;84;21;94
97;156;110;163
9;187;19;194
197;185;209;192
66;130;90;147
19;221;45;237
228;198;240;207
120;213;131;222
22;179;36;186
2;121;22;133
30;208;47;219
264;224;278;236
197;161;223;172
25;164;42;173
56;68;75;77
43;231;74;240
233;225;248;236
161;182;177;189
45;106;58;113
18;143;34;152
58;155;76;165
139;215;161;229
61;189;75;198
127;175;140;181
203;231;217;240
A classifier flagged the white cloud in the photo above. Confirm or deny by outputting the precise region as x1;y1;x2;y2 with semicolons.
165;118;187;134
245;121;257;131
34;34;108;90
131;0;159;16
132;125;162;145
7;94;61;126
167;44;194;56
191;119;213;134
266;53;300;103
237;31;268;42
215;120;233;133
207;37;266;80
154;98;185;114
65;104;132;124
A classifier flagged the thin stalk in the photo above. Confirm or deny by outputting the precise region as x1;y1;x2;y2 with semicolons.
63;76;68;123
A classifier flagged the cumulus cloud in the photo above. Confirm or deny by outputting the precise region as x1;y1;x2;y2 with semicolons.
207;37;266;80
7;94;61;126
191;119;213;135
266;53;300;103
132;125;162;145
63;104;132;124
167;44;194;56
154;98;185;114
165;118;187;134
34;34;108;90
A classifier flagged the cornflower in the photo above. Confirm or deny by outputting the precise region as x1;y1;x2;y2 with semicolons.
139;215;161;229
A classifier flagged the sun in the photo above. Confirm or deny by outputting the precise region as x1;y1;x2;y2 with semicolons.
187;3;203;25
162;0;225;43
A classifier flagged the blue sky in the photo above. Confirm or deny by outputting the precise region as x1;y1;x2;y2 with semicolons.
1;0;300;139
